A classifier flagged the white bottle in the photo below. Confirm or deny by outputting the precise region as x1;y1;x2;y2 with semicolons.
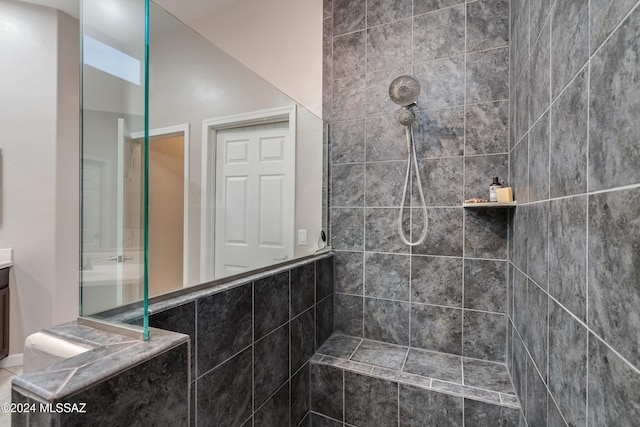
489;177;502;202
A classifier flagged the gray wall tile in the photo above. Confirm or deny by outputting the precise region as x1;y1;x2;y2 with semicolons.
588;334;640;426
367;0;411;27
366;19;412;73
334;251;363;295
589;7;640;191
254;324;290;408
588;188;640;367
331;208;364;250
463;311;507;362
333;31;365;80
365;161;405;207
254;272;290;340
254;382;290;427
333;75;365;120
364;297;410;345
464;208;508;260
414;157;464;207
550;0;589;97
197;284;252;375
292;309;316;374
524;280;548;378
466;0;509;52
414;57;465;109
529;20;550;124
364;252;410;300
529;0;551;47
410;304;462;354
344;371;398;426
334;293;363;336
464;259;507;312
198;348;252;426
365;208;409;254
528;111;549;202
466;47;509;104
548;300;587;427
291;363;310;427
526;201;548;289
316;293;335;347
465;101;509;155
414;0;462;16
412;208;464;257
331;163;365;207
549;67;588;198
331;119;365;164
333;0;365;36
414;107;465;158
590;0;638;52
365;114;407;162
411;255;463;307
413;5;465;63
464;399;520;427
291;263;316;318
399;384;463;426
310;363;343;420
549;196;587;321
510;137;528;203
526;357;548;427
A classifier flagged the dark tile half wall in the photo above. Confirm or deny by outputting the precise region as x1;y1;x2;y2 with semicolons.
508;0;640;426
149;255;334;426
325;0;510;363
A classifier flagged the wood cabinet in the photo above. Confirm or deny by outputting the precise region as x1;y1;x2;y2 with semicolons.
0;268;8;360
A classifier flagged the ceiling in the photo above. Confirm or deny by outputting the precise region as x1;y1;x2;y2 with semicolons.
18;0;239;23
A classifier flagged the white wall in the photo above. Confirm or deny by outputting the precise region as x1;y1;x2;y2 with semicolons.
156;0;323;118
0;0;79;353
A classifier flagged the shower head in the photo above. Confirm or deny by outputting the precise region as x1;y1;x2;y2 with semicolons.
389;75;420;107
397;107;416;126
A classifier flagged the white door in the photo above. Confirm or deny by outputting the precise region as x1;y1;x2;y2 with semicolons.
215;125;293;277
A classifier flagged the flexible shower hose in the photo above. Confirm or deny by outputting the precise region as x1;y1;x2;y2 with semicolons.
398;125;428;246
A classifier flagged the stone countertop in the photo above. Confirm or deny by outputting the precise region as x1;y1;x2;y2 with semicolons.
12;321;189;403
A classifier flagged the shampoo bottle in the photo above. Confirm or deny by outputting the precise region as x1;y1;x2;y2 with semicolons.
489;177;502;202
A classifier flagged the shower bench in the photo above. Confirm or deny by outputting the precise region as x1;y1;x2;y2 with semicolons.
310;334;522;426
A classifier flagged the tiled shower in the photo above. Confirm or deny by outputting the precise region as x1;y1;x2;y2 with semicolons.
325;0;640;425
509;0;640;425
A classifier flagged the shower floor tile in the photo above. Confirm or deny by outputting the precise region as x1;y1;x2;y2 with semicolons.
314;334;519;409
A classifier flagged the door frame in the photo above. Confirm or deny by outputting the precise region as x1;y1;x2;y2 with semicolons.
200;105;297;281
132;123;190;287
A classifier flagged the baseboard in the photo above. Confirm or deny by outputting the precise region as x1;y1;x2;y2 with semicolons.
0;353;23;368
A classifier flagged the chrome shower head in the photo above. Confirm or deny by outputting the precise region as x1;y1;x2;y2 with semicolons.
397;106;416;126
389;75;421;107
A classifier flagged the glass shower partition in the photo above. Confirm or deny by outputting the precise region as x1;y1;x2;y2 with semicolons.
80;0;149;339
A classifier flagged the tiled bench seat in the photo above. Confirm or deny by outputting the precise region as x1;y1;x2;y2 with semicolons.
310;334;522;427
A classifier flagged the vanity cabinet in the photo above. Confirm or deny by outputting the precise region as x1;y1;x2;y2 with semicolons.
0;267;8;360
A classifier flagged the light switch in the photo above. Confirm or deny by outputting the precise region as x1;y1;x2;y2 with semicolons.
298;229;308;245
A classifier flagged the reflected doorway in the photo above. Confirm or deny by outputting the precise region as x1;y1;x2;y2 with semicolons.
133;124;190;298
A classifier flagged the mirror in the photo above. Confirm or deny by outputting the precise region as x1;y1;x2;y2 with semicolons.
81;0;326;316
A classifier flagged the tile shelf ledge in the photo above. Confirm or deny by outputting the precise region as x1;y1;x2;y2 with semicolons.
462;201;518;208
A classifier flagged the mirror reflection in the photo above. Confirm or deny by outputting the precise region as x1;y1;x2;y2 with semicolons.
81;0;326;315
